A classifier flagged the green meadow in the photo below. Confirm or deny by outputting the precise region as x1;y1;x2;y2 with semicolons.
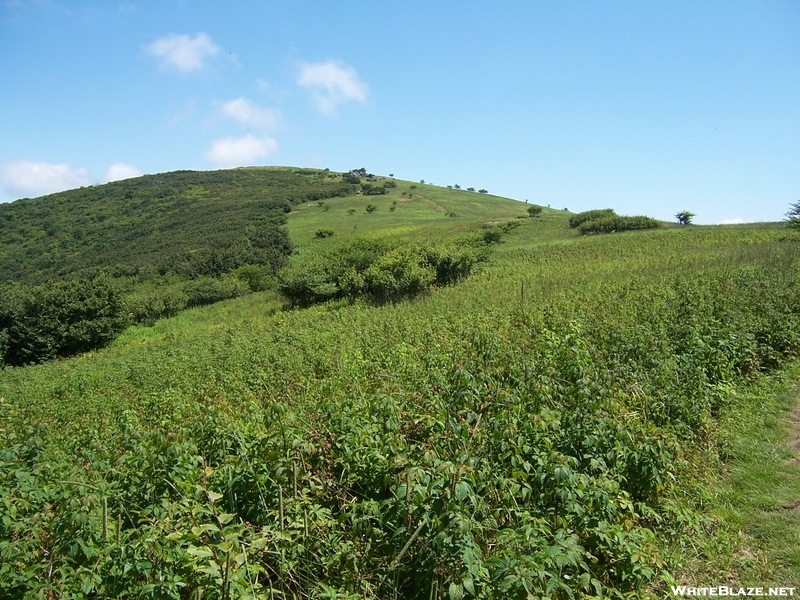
2;169;800;598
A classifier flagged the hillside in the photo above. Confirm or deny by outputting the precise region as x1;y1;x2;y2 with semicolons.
2;168;800;597
0;167;355;284
0;168;570;365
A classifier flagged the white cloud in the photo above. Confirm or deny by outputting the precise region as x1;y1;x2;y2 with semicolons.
145;33;220;72
104;162;143;182
718;217;745;225
0;160;91;197
204;134;278;167
220;98;280;130
297;60;368;115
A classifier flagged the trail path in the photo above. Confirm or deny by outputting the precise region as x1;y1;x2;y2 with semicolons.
789;399;800;517
789;400;800;470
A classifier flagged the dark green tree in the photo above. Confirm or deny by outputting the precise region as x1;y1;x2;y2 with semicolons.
527;206;543;218
676;210;695;225
785;200;800;229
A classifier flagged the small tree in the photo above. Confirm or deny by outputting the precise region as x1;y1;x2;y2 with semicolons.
527;206;542;218
365;204;377;213
675;210;695;225
478;189;488;194
785;200;800;229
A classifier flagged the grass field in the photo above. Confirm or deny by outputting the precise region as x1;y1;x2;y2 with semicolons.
2;178;800;598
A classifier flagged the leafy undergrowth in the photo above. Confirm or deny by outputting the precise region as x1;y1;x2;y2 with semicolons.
1;226;800;598
663;362;800;589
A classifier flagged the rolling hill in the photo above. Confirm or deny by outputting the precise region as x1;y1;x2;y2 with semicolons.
1;168;799;598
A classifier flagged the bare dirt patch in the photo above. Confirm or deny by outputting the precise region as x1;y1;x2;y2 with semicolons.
788;398;800;469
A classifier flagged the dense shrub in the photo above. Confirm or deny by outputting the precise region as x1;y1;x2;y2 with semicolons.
279;238;478;306
577;215;660;234
182;275;249;308
569;208;616;228
232;264;275;292
362;184;387;196
0;278;128;366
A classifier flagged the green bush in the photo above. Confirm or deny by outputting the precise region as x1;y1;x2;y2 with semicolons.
577;215;660;235
279;238;479;306
125;286;189;324
363;184;387;196
0;277;128;366
232;264;275;292
569;208;616;228
527;205;543;218
182;275;249;308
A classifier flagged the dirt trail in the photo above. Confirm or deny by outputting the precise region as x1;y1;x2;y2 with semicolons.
789;400;800;469
788;399;800;515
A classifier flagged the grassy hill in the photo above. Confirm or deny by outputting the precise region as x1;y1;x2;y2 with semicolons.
0;167;358;284
2;169;800;597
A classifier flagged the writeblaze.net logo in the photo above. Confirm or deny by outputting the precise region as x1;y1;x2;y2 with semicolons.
671;587;796;597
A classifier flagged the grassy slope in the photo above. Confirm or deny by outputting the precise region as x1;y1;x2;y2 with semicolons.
285;180;563;250
2;177;800;595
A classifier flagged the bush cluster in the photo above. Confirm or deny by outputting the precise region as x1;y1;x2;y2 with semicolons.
279;238;478;306
0;278;128;366
577;214;660;234
125;275;252;325
568;208;616;228
569;209;660;234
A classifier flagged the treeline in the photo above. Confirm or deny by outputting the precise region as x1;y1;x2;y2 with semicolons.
280;237;480;306
569;208;660;234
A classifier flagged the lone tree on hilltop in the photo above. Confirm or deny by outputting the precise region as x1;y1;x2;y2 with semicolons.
785;200;800;229
527;206;543;218
676;210;695;225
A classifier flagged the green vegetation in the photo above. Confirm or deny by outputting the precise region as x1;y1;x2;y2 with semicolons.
667;362;800;587
2;179;800;598
786;200;800;229
0;277;128;366
569;209;661;234
279;237;480;306
5;167;529;364
527;205;543;218
675;210;695;225
0;168;357;285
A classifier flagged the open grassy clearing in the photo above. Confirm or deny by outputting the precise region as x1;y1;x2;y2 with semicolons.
3;214;800;597
285;180;556;250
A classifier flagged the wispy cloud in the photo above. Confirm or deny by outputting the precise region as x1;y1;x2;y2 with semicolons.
204;134;278;168
104;163;142;182
220;98;280;131
0;160;91;198
145;33;220;73
718;217;745;225
297;60;368;115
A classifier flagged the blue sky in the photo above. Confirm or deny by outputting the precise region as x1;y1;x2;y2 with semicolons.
1;1;798;224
